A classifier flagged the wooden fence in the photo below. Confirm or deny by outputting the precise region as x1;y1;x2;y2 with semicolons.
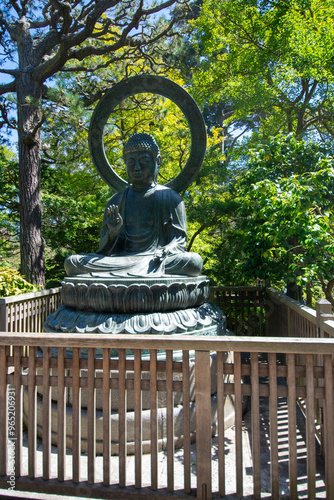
210;286;266;336
0;287;62;333
0;333;333;499
0;286;333;498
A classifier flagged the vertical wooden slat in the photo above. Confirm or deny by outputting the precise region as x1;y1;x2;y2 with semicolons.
166;349;174;492
0;346;7;476
25;300;29;333
16;300;20;332
42;346;51;480
217;350;225;497
182;349;191;494
195;350;212;500
87;348;96;484
150;349;158;490
31;298;35;332
246;291;251;335
57;347;66;482
16;302;21;333
324;354;334;499
13;303;17;332
234;292;238;334
41;297;45;330
39;296;43;331
21;302;26;356
240;291;245;334
305;353;316;500
35;297;39;332
260;289;265;337
34;297;38;332
103;348;111;486
134;349;142;489
118;349;126;487
9;303;14;333
28;346;37;479
250;352;261;499
25;299;29;332
287;353;297;500
72;347;81;483
0;300;8;331
268;352;279;500
234;351;243;498
228;291;232;331
13;346;22;478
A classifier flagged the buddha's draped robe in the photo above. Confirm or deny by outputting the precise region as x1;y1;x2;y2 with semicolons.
64;184;203;277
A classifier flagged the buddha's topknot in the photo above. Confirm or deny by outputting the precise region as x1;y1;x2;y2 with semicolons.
123;133;160;161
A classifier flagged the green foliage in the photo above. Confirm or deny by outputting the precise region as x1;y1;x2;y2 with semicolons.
41;161;111;287
229;135;334;295
0;267;41;297
191;0;334;160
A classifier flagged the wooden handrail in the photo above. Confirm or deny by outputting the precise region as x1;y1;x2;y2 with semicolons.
322;317;334;338
0;287;61;304
266;287;317;323
1;331;334;353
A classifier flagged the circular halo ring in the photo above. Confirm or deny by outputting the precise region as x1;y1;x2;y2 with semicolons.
88;75;207;193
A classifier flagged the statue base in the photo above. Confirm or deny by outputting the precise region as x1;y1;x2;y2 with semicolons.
45;301;225;359
61;275;210;313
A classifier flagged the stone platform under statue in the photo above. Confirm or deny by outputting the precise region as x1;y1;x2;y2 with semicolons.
28;76;235;454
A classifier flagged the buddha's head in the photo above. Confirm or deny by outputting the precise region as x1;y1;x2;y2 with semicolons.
123;133;161;188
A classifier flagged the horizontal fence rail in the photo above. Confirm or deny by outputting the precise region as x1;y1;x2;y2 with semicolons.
0;333;333;499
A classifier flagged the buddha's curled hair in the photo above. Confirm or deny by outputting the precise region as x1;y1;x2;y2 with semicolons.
123;133;160;161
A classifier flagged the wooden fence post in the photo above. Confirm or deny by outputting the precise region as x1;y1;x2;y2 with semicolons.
316;299;333;337
315;299;334;457
0;299;7;332
195;350;212;500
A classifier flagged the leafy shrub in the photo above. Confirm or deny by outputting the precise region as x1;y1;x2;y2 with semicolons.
0;267;41;297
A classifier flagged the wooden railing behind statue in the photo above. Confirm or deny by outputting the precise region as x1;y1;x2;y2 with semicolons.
210;285;266;336
0;287;62;334
2;286;332;341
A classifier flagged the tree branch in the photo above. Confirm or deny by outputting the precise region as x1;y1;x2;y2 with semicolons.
9;0;21;16
187;223;208;251
34;0;180;83
0;81;16;94
0;8;17;38
0;67;18;76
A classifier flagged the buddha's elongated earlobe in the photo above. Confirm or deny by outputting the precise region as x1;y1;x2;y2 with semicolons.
154;155;161;183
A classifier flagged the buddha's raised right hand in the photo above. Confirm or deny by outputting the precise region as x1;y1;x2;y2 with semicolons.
106;204;123;237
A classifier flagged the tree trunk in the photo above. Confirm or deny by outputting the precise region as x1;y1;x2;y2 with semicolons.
16;30;45;287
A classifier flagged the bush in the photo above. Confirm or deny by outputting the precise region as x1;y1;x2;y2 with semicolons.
0;267;41;297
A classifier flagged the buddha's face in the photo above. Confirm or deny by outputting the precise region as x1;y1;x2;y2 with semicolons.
125;150;159;188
